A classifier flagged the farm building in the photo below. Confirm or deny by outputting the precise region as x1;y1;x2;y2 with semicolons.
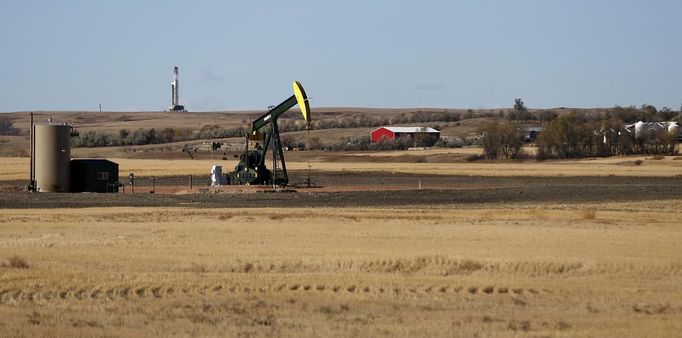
370;127;440;145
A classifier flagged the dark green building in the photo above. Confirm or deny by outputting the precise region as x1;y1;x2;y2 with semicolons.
70;159;119;193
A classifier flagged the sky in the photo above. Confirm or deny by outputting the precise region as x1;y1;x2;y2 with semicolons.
1;0;680;112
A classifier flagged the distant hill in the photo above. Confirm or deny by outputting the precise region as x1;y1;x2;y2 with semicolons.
0;106;629;158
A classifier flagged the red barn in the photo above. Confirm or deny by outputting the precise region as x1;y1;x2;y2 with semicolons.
370;126;440;143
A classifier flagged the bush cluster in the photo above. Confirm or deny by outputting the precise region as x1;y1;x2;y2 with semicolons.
478;123;524;159
479;112;679;160
0;116;21;136
537;113;677;159
286;135;436;152
277;111;463;133
326;136;414;151
605;104;679;123
72;126;248;148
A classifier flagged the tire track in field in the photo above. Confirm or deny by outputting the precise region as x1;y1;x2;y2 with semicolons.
0;283;550;305
350;257;682;278
185;257;682;278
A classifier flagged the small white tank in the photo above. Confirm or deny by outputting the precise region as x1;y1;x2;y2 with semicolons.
634;121;645;139
211;165;226;186
668;122;679;136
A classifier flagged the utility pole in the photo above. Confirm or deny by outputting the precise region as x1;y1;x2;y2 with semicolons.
28;112;36;192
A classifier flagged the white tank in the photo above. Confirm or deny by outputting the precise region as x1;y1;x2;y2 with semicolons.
633;121;646;139
668;122;679;136
211;165;226;186
34;124;71;192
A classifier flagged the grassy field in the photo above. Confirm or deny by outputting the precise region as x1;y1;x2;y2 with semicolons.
2;153;682;181
1;201;681;336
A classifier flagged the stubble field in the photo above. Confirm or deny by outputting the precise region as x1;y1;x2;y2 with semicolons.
1;202;681;336
1;155;682;337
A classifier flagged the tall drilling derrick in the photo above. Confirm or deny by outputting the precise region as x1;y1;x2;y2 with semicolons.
169;66;186;112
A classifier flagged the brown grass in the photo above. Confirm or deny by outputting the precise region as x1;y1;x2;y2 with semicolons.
0;202;681;336
1;255;29;269
582;209;597;220
2;154;682;180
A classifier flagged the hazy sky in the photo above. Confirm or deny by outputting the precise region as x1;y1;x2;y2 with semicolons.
1;0;680;112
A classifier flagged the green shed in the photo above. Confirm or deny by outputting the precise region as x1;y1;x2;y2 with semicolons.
70;159;119;193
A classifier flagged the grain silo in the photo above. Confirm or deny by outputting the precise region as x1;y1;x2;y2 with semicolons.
34;124;71;192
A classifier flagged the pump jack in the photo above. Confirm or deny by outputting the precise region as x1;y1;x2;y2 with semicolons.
228;81;311;187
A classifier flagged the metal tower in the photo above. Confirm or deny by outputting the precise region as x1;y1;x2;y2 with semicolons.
169;66;186;111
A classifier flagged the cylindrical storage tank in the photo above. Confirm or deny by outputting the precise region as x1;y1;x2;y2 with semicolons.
35;124;71;192
634;121;645;139
668;122;679;136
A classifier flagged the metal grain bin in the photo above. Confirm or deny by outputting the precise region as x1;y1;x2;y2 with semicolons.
34;124;71;192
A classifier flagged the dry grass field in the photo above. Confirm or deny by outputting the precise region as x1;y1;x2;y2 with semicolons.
1;116;681;336
1;201;681;337
2;153;682;182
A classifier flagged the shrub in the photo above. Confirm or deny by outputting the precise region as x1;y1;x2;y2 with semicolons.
536;113;619;159
0;116;21;136
582;210;596;220
536;110;558;122
478;122;524;159
306;137;322;150
72;126;240;147
434;137;463;148
280;134;304;150
2;255;29;269
326;136;414;151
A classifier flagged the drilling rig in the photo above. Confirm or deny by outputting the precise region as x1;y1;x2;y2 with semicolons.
228;81;311;187
169;66;186;112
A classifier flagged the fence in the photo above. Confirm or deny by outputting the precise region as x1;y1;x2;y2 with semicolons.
118;175;211;193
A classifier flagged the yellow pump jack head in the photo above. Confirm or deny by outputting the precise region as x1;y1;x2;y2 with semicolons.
293;81;311;129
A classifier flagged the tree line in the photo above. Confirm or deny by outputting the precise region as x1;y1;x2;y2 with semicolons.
277;110;464;133
284;135;419;152
479;112;679;160
71;110;465;147
536;113;678;159
39;102;682;149
71;125;249;147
